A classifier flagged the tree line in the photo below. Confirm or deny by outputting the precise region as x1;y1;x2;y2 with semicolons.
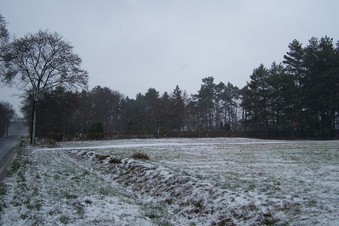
242;37;339;138
1;14;338;140
23;36;338;140
20;80;241;140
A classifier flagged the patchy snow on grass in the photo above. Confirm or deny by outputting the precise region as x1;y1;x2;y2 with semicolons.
1;138;339;225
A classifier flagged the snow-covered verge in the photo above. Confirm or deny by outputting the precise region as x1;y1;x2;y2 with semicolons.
0;138;338;225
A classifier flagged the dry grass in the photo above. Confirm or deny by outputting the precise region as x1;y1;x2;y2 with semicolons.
131;151;150;160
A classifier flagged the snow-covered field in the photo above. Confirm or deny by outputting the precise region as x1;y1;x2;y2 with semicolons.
1;138;338;225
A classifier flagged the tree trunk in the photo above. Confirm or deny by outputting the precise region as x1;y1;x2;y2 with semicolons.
5;120;9;136
30;99;37;145
298;106;304;138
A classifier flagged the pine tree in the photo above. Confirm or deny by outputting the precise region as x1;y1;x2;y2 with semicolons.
283;39;306;137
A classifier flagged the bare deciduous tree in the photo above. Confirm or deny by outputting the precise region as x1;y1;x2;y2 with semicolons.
0;14;9;77
4;30;88;144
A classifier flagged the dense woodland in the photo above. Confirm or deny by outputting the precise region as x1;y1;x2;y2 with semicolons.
20;36;339;140
21;80;240;139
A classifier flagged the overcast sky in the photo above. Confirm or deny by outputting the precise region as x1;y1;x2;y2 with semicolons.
1;0;339;115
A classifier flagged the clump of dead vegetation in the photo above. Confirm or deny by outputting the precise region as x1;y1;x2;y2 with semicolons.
131;151;150;160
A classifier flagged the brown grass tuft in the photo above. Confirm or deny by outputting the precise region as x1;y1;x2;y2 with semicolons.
131;151;150;160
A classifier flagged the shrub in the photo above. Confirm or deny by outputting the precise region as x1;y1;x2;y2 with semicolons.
88;122;105;140
45;138;57;148
132;151;150;160
95;154;110;161
0;185;6;212
109;157;122;164
99;186;111;196
59;215;70;224
10;159;22;174
0;186;6;196
89;122;104;133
